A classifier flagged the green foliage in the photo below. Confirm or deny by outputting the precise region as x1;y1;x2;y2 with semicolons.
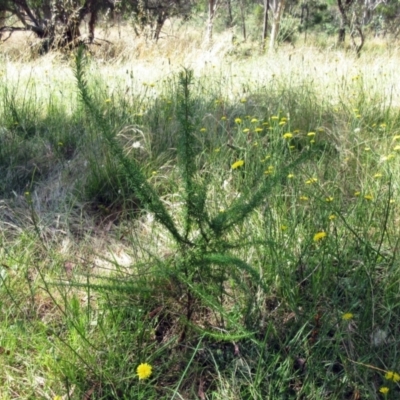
277;15;300;44
0;81;80;195
3;42;400;399
75;46;186;242
74;48;281;323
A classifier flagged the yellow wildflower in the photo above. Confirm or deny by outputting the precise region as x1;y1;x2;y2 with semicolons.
364;194;373;200
264;166;274;175
235;118;242;124
221;116;227;121
243;128;250;133
255;128;263;133
342;312;353;320
271;116;279;120
105;98;111;103
325;197;334;202
385;371;400;382
305;178;318;184
251;118;258;123
307;132;316;137
283;133;293;139
287;174;294;178
379;387;389;394
200;128;207;132
329;214;336;220
299;196;309;201
385;371;394;380
313;231;327;242
137;363;152;380
231;160;245;169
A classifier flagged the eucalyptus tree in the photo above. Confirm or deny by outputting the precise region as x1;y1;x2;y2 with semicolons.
128;0;194;41
269;0;286;49
0;0;114;51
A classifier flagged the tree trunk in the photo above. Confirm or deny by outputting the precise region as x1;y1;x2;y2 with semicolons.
262;0;269;47
338;25;346;43
88;10;97;43
207;0;218;44
301;2;309;43
337;0;355;45
0;10;6;40
153;11;166;41
362;0;371;25
226;0;233;27
351;24;364;55
269;0;286;50
239;0;246;41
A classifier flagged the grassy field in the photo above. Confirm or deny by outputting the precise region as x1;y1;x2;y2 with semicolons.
1;25;400;399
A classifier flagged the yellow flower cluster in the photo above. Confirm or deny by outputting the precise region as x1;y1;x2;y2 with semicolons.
385;371;400;382
264;166;274;175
